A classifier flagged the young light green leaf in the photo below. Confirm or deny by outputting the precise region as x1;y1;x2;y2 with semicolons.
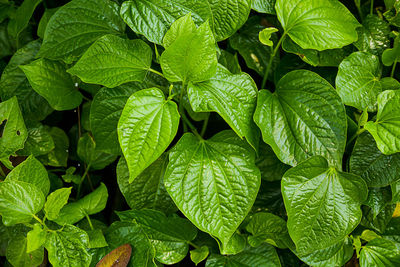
68;35;153;88
336;52;384;112
18;122;55;157
246;212;292;249
252;0;276;14
254;70;347;168
20;58;82;110
282;156;368;254
117;209;197;264
259;27;278;46
0;40;53;121
360;238;400;267
0;97;27;160
120;0;212;45
45;224;91;267
365;90;400;154
117;155;176;213
27;224;46;253
44;187;71;221
350;132;400;187
77;133;117;170
7;0;42;40
6;235;44;267
37;0;125;63
6;155;50;196
0;180;45;226
190;246;209;265
164;131;261;250
188;64;259;150
275;0;360;50
117;88;180;183
160;14;218;83
382;36;400;66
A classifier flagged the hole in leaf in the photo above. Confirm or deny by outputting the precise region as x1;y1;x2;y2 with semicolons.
16;130;20;136
0;120;7;138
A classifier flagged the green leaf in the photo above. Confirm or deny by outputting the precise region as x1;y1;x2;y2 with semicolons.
190;246;209;265
18;122;55;157
44;187;72;221
254;70;347;168
361;202;396;234
37;8;58;39
7;0;42;40
336;52;385;112
0;40;53;121
205;244;281;267
54;183;108;225
117;155;176;213
38;126;69;167
281;156;368;254
26;224;46;253
360;238;400;267
259;27;278;46
117;87;180;182
0;96;27;159
246;212;292;249
218;50;241;74
188;64;259;150
90;83;144;155
354;15;391;56
37;0;125;63
160;14;217;83
252;0;276;14
207;0;251;41
105;221;157;267
382;36;400;66
87;229;108;249
45;224;91;267
0;180;45;226
120;0;212;45
6;235;44;267
77;133;117;170
384;1;400;27
275;0;360;50
350;132;400;187
20;58;83;110
117;209;197;264
256;142;290;181
221;233;246;255
68;35;153;88
229;16;278;77
164;130;261;249
365;90;400;154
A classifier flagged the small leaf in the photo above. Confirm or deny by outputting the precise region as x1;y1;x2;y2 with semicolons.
18;122;55;157
38;126;69;167
26;223;46;253
6;235;44;267
96;244;131;267
44;187;71;220
259;27;278;46
382;35;400;66
87;229;108;249
190;246;209;265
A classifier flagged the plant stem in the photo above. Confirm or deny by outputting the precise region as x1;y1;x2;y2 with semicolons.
85;214;94;230
148;68;165;78
77;163;91;198
77;105;82;138
355;0;363;20
200;114;209;137
179;82;188;132
0;167;5;178
188;241;200;249
181;111;202;140
33;214;46;228
347;128;367;147
370;0;374;15
261;32;286;89
391;61;397;78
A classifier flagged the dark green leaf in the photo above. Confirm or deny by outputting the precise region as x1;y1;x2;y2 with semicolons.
6;235;44;267
18;122;55;157
360;238;400;267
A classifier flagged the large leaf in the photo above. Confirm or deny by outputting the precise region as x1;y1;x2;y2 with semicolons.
360;238;400;267
68;35;153;88
37;0;125;63
188;64;259;150
336;52;386;112
117;209;197;264
365;90;400;154
20;58;83;110
117;88;180;182
117;155;176;213
18;122;55;157
206;0;251;41
160;14;217;83
275;0;360;50
0;97;27;159
281;156;368;254
120;0;212;45
0;39;52;121
205;244;281;267
0;180;45;226
45;224;91;267
6;235;44;267
254;70;347;168
164;130;261;251
350;132;400;187
6;155;50;196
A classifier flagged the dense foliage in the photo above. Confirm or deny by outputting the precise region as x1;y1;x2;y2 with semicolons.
1;0;400;266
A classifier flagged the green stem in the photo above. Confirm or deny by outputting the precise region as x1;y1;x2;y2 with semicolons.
370;0;374;15
347;128;367;147
355;0;363;20
77;163;91;198
261;32;286;89
0;167;5;178
32;214;46;228
85;214;94;230
179;82;188;132
200;114;210;137
181;111;202;140
188;241;200;249
148;68;165;78
391;61;397;78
